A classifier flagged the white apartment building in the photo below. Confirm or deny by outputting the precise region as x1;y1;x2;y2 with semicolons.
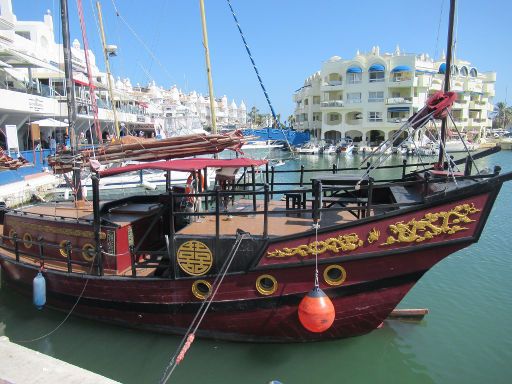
293;46;496;145
0;0;248;150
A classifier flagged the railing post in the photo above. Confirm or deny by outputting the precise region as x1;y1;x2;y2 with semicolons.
265;163;269;185
299;165;305;187
263;183;269;238
312;180;322;222
402;159;407;179
65;240;72;273
332;164;337;174
92;174;103;276
130;245;136;277
270;165;275;198
13;233;19;262
215;186;221;239
366;178;373;218
168;189;176;279
251;165;257;211
464;156;472;176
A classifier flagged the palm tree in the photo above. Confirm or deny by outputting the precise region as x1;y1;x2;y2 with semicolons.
494;102;512;129
248;106;259;128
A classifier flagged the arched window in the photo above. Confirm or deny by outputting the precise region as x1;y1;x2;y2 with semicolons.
368;64;385;82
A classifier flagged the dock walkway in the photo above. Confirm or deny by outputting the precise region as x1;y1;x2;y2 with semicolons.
0;336;120;384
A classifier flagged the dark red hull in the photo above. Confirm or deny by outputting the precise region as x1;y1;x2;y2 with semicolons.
0;242;469;342
0;186;502;342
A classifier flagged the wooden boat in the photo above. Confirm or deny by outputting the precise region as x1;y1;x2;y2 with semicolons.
1;0;510;344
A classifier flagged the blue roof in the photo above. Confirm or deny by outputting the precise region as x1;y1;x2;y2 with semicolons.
391;65;412;72
368;64;385;72
439;63;447;74
346;66;362;73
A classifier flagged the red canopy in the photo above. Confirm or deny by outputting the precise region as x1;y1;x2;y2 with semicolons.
98;157;267;178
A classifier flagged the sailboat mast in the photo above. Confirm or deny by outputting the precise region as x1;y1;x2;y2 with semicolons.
199;0;217;135
60;0;82;200
438;0;456;165
96;1;120;138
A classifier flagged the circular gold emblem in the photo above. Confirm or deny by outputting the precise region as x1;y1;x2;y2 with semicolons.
177;240;213;276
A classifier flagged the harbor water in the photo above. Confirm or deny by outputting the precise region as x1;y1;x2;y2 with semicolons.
1;151;512;384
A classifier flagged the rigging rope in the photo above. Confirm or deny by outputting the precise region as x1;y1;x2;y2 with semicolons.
226;0;295;156
225;0;278;127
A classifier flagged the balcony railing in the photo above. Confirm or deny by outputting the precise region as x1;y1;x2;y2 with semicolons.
320;100;344;108
326;80;343;86
386;97;412;105
346;99;362;104
387;118;409;124
368;98;384;103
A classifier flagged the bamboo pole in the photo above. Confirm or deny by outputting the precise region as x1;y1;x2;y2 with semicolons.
199;0;217;136
96;1;120;138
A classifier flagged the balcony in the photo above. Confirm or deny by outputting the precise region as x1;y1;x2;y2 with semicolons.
415;75;432;87
483;83;495;96
389;78;414;87
469;101;485;110
320;100;344;108
321;81;343;91
386;97;412;105
387;118;409;124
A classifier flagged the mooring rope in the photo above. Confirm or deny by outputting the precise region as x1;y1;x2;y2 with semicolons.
159;232;250;384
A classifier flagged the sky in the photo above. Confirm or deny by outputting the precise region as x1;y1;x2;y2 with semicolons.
10;0;512;118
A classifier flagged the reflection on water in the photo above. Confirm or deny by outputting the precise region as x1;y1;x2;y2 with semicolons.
1;151;512;383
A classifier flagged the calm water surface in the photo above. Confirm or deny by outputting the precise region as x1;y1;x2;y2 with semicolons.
1;151;512;384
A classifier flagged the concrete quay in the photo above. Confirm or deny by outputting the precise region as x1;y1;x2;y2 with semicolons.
0;336;121;384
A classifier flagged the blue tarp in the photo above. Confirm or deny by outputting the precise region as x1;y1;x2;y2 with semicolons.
241;128;310;146
0;149;51;185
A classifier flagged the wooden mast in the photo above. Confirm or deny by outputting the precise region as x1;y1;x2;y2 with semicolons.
438;0;456;165
199;0;217;136
60;0;83;201
96;1;120;138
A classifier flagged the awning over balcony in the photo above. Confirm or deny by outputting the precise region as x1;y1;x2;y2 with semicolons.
368;64;385;72
391;65;412;72
388;107;410;112
346;66;362;73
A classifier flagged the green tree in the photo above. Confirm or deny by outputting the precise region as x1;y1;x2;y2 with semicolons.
494;102;512;129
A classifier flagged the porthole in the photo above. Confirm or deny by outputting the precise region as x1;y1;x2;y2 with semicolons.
323;265;347;286
192;280;212;300
23;233;33;249
8;229;16;245
255;274;278;296
82;243;95;262
59;240;70;258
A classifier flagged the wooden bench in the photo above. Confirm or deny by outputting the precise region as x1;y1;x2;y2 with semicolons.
306;196;368;218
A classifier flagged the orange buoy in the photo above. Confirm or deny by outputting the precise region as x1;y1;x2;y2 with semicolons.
298;287;335;333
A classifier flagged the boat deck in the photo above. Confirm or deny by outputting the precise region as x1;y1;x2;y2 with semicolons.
177;198;356;237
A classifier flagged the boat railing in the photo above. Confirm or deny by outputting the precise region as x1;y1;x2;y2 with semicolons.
0;233;99;274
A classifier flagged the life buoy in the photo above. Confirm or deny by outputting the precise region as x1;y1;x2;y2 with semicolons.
185;173;204;205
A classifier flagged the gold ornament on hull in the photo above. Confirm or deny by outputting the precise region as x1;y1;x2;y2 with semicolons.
367;228;380;244
382;203;480;246
267;233;363;258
